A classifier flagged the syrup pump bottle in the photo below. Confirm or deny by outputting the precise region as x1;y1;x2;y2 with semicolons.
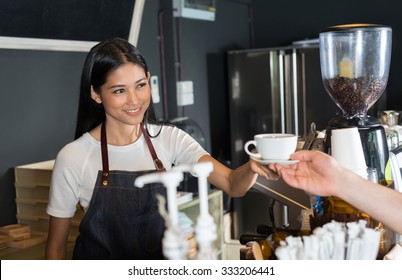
134;171;188;260
174;162;217;260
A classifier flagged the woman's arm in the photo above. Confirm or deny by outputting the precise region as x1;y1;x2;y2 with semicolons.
198;154;277;197
45;216;71;259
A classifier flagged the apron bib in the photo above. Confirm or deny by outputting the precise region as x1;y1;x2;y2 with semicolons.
72;123;167;259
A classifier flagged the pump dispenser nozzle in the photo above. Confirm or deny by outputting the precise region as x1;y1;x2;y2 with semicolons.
174;162;217;259
134;171;187;260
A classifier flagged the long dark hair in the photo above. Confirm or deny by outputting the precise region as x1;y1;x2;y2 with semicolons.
74;38;159;139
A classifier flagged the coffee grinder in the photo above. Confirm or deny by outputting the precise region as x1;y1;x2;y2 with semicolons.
319;24;392;182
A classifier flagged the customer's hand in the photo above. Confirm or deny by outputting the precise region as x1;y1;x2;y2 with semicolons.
269;150;344;197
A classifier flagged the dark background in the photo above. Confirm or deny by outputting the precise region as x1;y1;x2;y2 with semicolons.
0;0;134;40
1;0;401;225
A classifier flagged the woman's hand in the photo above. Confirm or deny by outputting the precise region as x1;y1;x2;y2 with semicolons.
200;154;280;197
249;159;280;181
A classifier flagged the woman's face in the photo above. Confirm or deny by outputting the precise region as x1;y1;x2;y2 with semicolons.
91;63;151;128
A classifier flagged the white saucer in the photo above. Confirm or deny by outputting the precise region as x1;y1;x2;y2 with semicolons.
250;156;299;165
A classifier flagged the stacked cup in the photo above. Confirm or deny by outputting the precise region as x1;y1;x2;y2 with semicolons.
331;127;368;179
328;127;370;220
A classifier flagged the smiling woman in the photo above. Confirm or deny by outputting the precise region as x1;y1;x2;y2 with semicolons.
45;38;195;260
0;0;145;51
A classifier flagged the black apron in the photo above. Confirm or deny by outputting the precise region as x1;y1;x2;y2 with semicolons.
72;123;167;259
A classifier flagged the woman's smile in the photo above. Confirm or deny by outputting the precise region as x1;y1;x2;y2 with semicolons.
123;107;142;115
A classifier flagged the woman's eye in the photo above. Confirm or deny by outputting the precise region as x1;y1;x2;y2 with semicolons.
137;82;147;89
113;88;125;94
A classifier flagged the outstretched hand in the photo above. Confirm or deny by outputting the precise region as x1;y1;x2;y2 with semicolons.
268;150;343;197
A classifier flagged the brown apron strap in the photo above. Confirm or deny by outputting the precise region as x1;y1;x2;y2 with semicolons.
100;122;166;187
140;124;166;171
100;122;109;187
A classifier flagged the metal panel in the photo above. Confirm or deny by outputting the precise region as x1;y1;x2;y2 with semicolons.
227;49;274;168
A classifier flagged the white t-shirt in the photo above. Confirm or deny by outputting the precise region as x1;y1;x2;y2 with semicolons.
47;124;209;218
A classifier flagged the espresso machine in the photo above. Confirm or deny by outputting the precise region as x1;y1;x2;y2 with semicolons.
319;24;392;182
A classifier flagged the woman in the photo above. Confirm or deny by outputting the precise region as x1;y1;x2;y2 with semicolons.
45;38;274;259
270;150;402;235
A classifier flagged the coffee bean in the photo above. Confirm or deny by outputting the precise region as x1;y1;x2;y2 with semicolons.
323;75;387;116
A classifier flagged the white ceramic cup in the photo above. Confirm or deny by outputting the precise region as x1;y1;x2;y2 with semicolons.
331;127;367;178
244;133;298;160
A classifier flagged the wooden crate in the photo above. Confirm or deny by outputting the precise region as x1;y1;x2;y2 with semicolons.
15;199;48;217
14;160;54;186
16;214;49;236
15;183;50;201
14;160;83;243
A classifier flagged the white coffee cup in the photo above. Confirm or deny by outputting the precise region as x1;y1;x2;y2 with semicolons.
244;133;298;160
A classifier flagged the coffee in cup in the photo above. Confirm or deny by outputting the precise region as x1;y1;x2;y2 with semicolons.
244;133;297;160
